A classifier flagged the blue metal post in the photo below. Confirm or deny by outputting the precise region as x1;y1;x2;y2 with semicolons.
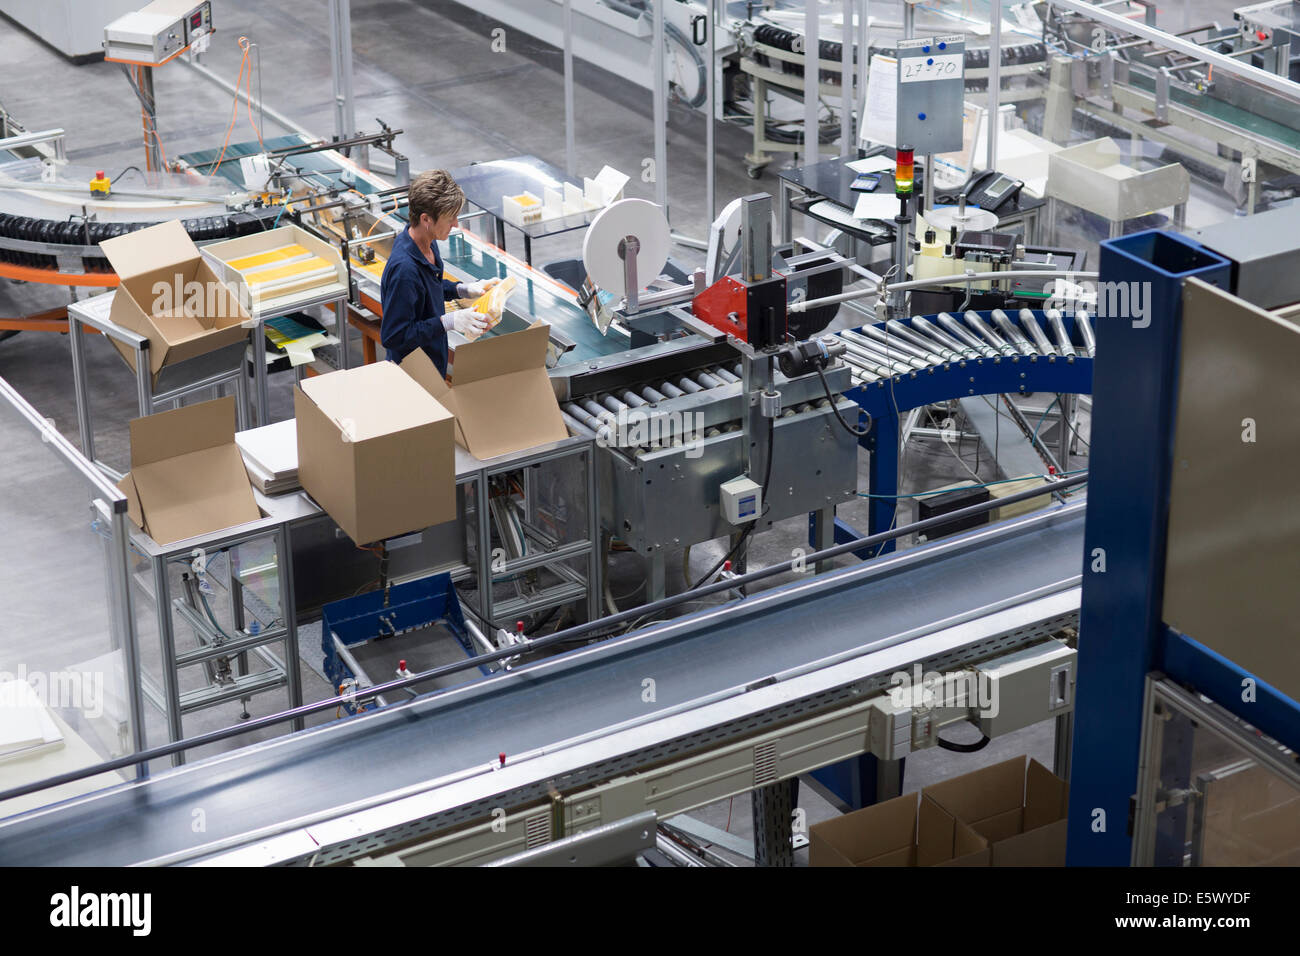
865;412;899;556
1066;231;1230;866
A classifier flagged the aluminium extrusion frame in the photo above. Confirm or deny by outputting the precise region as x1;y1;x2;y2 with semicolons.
455;435;602;630
67;291;253;476
107;490;317;766
1132;675;1300;867
242;286;354;428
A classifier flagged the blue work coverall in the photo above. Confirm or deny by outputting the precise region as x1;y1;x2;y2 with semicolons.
380;227;461;376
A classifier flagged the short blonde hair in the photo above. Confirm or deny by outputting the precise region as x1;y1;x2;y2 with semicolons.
408;169;465;226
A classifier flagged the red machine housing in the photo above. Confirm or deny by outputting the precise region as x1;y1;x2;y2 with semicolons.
691;272;788;346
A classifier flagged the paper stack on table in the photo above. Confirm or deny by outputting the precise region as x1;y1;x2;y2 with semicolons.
0;680;64;762
236;418;301;495
854;191;902;221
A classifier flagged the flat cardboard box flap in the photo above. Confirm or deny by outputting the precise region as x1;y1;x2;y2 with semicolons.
116;396;261;546
401;324;568;459
100;218;196;281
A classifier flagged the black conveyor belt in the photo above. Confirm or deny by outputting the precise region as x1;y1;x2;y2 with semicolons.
0;504;1085;865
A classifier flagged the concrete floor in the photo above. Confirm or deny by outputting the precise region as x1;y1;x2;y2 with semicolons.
0;0;1112;860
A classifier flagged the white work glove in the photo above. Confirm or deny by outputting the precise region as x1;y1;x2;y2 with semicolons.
457;277;501;299
442;308;489;338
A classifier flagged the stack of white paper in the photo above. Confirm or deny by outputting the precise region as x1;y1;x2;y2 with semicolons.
0;680;64;761
236;419;300;495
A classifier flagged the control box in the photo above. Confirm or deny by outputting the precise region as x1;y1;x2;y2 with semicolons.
104;0;212;65
720;476;762;525
896;35;965;154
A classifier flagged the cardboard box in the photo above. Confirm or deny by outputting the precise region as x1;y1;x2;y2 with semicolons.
99;220;251;387
810;791;990;867
116;396;262;546
202;223;348;314
400;323;569;460
923;756;1068;866
295;361;455;546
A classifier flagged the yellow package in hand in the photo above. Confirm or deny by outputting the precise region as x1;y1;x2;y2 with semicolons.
472;276;518;319
462;277;518;341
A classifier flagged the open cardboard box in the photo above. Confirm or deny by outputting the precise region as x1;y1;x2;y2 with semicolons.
99;220;251;388
400;323;569;460
202;223;348;315
116;396;262;546
923;755;1068;866
295;361;456;546
810;791;990;867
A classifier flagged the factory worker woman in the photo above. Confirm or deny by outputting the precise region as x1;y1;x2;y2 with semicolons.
380;169;498;376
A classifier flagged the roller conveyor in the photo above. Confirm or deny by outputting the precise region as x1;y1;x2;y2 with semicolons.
840;310;1096;389
0;503;1087;866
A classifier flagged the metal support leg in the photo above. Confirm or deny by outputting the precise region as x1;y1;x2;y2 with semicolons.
134;343;154;417
251;324;269;427
778;177;795;245
752;777;798;867
229;557;252;721
563;0;576;178
812;507;833;574
585;446;601;623
474;471;493;625
276;525;304;731
336;295;352;369
68;314;94;461
110;510;148;774
1057;392;1073;468
233;365;252;432
865;411;899;555
152;558;184;762
647;550;666;603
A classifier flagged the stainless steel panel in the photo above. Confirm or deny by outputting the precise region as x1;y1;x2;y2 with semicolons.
603;402;860;552
1163;279;1300;702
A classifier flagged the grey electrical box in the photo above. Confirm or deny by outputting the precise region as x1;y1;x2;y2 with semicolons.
896;35;965;154
1190;202;1300;310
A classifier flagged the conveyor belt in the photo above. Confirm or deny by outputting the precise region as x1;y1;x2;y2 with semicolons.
0;502;1085;866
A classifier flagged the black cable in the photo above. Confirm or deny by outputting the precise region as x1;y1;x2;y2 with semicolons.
936;730;991;753
817;366;870;436
112;165;143;183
